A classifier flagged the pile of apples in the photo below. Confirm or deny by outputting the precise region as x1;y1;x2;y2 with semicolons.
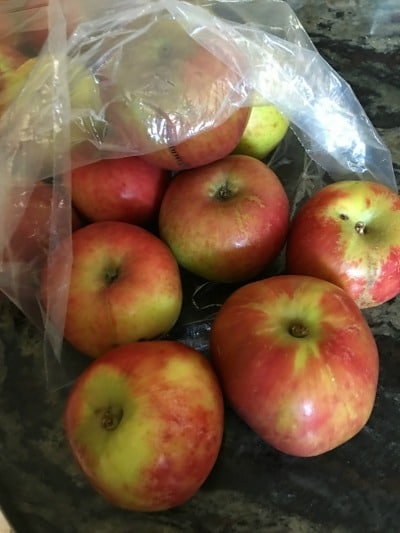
2;3;400;514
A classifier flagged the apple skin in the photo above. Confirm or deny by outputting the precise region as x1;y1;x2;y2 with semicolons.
286;180;400;308
0;52;106;177
102;19;250;170
64;340;224;511
141;107;250;171
232;104;289;160
70;156;171;226
0;43;28;115
158;154;290;283
0;10;18;47
18;1;85;54
1;181;82;267
210;274;379;457
41;221;183;358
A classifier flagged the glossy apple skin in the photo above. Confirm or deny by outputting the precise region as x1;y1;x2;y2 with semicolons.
70;156;171;226
286;180;400;308
64;340;224;511
159;154;290;283
1;181;81;267
102;19;249;170
210;275;379;457
41;221;183;358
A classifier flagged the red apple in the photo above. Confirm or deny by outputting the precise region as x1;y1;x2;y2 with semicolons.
64;340;224;511
286;179;400;308
70;156;171;226
210;274;379;457
41;221;183;358
101;18;250;170
1;180;81;267
141;107;250;171
158;154;290;283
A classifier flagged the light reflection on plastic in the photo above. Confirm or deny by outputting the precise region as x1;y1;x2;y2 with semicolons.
312;97;366;169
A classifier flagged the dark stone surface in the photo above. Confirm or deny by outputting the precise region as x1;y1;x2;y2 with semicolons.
1;1;400;532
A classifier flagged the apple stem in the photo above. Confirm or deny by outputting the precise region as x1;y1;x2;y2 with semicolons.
289;323;309;338
104;265;120;285
355;221;366;235
101;407;123;431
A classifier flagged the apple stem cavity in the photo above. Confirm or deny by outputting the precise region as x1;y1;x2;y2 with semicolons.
289;322;309;339
104;265;120;286
355;221;367;235
101;406;123;431
215;181;235;201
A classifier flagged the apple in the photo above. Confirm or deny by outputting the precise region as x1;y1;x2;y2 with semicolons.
101;18;250;170
286;179;400;308
0;9;19;47
70;156;171;226
158;154;290;283
141;107;250;171
18;1;85;54
64;340;224;511
41;221;183;358
0;43;28;115
210;274;379;457
1;180;82;267
232;103;289;160
0;51;106;177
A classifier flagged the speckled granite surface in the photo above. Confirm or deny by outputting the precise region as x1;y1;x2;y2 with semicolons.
1;1;400;532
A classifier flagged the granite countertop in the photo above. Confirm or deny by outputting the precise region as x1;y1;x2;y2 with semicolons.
0;1;400;532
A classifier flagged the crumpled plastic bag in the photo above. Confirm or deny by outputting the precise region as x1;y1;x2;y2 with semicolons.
0;0;396;387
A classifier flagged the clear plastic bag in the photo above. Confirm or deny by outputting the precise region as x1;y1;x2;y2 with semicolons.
0;0;396;387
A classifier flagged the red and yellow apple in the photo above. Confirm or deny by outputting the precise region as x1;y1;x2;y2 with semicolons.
101;18;250;170
70;156;171;226
158;154;290;283
64;340;224;511
41;221;183;358
0;51;106;177
286;179;400;308
1;180;81;267
210;274;379;457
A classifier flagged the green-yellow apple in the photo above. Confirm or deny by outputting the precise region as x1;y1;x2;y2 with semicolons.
64;340;224;511
232;103;289;160
210;274;379;457
101;18;250;170
158;154;290;283
0;43;28;116
0;51;106;176
286;180;400;308
41;221;183;358
70;156;171;227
